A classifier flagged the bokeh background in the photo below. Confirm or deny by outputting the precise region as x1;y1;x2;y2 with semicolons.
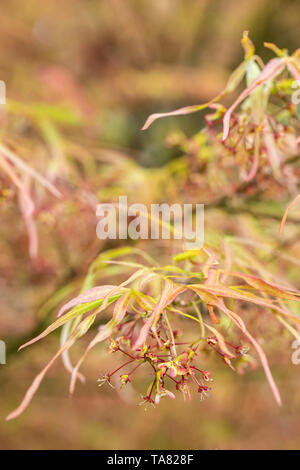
1;0;300;450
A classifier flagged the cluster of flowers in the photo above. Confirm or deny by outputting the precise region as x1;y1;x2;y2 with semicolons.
98;328;249;406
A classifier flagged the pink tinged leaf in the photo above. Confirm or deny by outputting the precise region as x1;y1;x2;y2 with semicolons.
279;193;300;235
133;281;186;350
141;104;207;130
208;295;246;334
57;285;116;317
243;328;282;406
61;349;85;384
6;337;75;421
199;290;282;406
220;306;246;334
18;297;110;351
190;284;300;325
18;175;38;258
207;305;220;324
19;271;143;351
222;58;285;140
228;310;282;406
244;132;260;182
224;271;300;301
6;314;95;420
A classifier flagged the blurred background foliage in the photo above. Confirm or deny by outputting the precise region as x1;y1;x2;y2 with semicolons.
1;0;300;450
